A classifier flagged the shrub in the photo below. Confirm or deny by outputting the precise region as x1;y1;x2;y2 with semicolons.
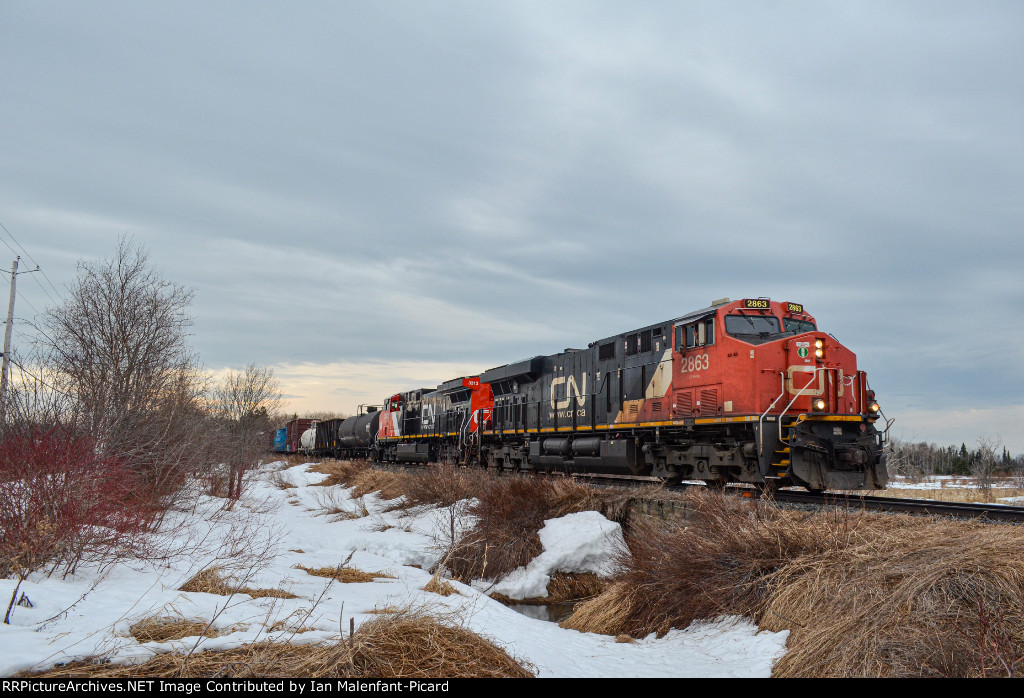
0;427;154;582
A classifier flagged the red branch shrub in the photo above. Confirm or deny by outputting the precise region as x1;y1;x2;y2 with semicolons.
0;427;156;580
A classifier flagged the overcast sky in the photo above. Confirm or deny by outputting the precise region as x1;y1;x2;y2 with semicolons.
3;1;1022;452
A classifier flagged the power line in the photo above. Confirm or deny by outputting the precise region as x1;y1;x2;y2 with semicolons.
14;290;41;317
0;220;64;302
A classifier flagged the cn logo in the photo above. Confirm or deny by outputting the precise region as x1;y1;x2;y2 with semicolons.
550;374;587;409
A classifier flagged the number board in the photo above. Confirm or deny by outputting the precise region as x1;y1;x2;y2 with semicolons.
742;298;770;309
786;302;804;314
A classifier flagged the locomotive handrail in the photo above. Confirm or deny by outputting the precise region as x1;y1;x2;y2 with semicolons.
757;371;787;458
777;367;830;443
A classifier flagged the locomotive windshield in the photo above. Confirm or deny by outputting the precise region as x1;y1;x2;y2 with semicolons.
783;318;816;334
726;314;819;344
725;314;780;338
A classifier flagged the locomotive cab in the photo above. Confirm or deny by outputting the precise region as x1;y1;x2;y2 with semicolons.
707;298;888;490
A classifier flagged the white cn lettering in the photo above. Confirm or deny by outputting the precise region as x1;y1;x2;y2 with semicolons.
551;374;588;409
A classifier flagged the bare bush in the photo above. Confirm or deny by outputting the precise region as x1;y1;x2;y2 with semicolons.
972;435;1003;499
0;426;155;622
209;364;283;500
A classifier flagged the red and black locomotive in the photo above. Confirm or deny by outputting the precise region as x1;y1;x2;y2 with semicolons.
370;297;888;491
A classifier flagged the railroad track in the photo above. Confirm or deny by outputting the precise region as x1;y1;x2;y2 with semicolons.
766;489;1024;523
370;460;1024;523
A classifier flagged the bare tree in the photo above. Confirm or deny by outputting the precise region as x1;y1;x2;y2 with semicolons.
38;237;208;502
211;364;283;499
973;435;1003;499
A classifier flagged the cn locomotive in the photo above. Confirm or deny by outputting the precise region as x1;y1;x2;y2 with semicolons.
292;298;890;491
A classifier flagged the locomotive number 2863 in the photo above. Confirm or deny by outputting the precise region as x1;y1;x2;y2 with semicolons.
683;353;710;373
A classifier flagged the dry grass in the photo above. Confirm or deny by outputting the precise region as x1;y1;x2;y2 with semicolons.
400;463;491;508
351;609;533;678
558;581;636;636
492;573;606;606
307;459;371;488
20;609;533;678
295;564;395;584
545;572;606;603
267;621;315;634
268;471;296;490
561;490;913;637
179;568;299;599
309;488;364;522
764;519;1024;677
423;575;459;597
560;489;1024;677
129;616;220;643
283;455;314;468
445;474;632;583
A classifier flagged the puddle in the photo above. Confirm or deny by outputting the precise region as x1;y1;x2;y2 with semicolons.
504;601;578;623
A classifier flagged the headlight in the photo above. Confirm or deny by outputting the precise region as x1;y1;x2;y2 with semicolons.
812;398;827;412
867;402;880;415
814;338;825;360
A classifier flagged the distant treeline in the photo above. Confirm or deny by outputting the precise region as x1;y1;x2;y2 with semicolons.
888;437;1021;479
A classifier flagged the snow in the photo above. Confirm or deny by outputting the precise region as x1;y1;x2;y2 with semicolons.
478;511;624;600
0;461;789;678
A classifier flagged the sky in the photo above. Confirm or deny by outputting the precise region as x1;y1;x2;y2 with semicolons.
2;1;1023;452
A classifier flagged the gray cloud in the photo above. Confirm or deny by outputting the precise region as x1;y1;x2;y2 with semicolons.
3;1;1023;450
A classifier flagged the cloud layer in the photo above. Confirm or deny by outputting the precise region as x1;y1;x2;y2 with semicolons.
3;2;1022;451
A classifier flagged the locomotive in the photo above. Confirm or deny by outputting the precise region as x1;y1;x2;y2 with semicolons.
368;297;889;491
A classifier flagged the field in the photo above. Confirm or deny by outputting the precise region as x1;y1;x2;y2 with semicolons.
7;460;1024;678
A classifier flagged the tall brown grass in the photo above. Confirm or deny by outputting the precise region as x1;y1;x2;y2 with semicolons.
443;474;631;582
562;490;851;637
561;489;1024;677
764;519;1024;677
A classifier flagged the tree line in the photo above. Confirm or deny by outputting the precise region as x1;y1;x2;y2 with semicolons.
886;435;1023;489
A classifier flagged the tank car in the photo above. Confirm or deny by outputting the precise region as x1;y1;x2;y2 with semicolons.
374;298;889;491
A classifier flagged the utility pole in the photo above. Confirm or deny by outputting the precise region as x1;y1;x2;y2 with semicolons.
0;257;19;402
0;257;41;409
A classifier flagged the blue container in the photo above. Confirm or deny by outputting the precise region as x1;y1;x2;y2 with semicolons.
273;428;287;452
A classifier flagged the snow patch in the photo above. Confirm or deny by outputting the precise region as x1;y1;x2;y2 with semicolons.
477;510;624;599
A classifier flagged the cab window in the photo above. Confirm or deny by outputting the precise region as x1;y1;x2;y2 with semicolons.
676;318;715;350
784;318;816;334
724;314;782;344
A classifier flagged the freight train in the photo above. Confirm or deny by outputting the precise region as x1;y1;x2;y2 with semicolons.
278;298;890;491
